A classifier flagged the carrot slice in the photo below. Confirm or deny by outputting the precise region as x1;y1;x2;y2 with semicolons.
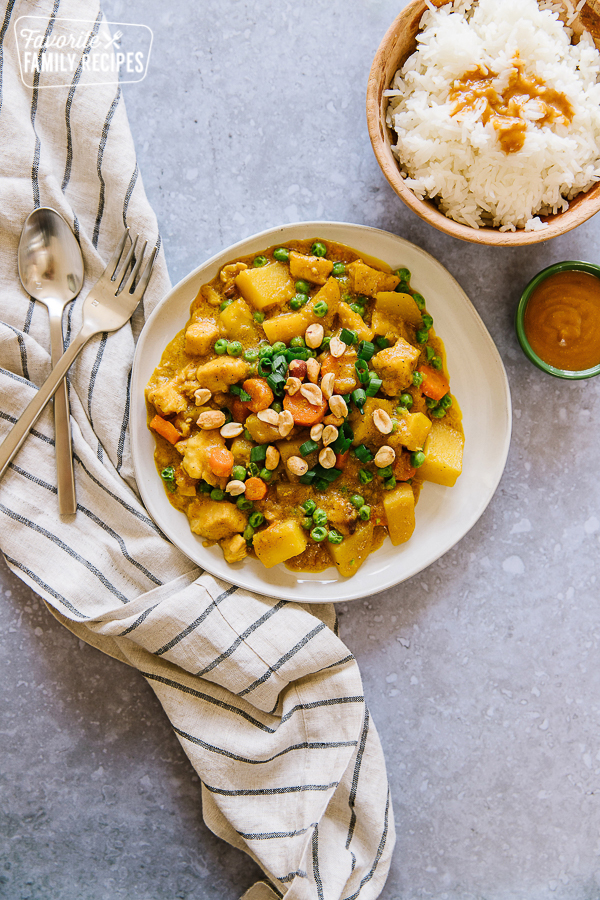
232;398;250;423
417;364;450;402
242;378;274;413
245;477;268;501
150;414;181;445
283;392;328;427
335;450;350;469
394;451;416;482
208;447;234;478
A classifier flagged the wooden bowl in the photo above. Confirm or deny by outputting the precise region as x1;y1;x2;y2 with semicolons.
366;0;600;246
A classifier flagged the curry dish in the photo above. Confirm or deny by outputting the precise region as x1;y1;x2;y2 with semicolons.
145;239;464;576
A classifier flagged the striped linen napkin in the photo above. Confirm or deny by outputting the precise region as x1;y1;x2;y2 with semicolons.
0;2;395;898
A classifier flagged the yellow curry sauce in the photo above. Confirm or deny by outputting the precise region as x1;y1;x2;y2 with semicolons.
523;269;600;371
145;239;464;577
450;55;573;153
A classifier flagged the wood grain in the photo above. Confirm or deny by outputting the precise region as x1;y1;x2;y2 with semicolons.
366;0;600;247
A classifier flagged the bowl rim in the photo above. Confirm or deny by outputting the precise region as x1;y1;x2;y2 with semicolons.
515;260;600;379
366;0;600;246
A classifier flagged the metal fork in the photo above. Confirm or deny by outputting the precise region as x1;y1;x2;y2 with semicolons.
0;227;157;480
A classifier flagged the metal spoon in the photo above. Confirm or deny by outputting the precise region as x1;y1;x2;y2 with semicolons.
18;208;84;515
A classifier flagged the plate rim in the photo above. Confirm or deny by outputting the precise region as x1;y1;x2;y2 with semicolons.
131;220;512;602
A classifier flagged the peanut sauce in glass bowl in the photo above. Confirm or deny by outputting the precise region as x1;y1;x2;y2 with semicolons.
516;262;600;379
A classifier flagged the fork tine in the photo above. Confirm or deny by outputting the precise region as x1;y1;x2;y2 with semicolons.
104;227;130;280
132;245;158;298
114;233;139;286
121;240;147;294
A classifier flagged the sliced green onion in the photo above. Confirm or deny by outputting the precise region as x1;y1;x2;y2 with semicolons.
314;477;329;491
351;388;367;409
355;359;370;385
365;378;382;397
266;373;286;395
260;467;273;480
384;476;396;490
340;328;358;345
247;462;260;477
374;336;390;350
355;444;374;463
299;469;317;485
358;340;375;361
300;439;320;456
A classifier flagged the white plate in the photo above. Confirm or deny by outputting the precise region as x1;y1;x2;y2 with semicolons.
131;222;511;602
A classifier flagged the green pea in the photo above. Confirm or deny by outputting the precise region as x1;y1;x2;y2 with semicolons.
349;304;365;317
319;336;331;351
350;494;365;509
328;529;344;544
396;281;410;294
243;525;255;542
416;329;428;344
395;267;411;281
358;505;371;521
378;465;394;479
384;476;396;490
232;465;247;481
295;279;310;294
289;297;302;310
332;262;346;277
412;293;426;310
214;338;229;355
273;247;290;262
272;341;286;354
271;401;283;413
253;311;265;324
358;468;373;485
302;499;317;515
227;341;243;357
439;393;453;410
222;408;233;424
412;371;424;387
253;255;268;267
220;299;233;312
430;407;447;418
431;356;442;369
311;241;327;257
425;396;438;409
410;450;425;468
422;314;433;330
313;300;328;317
290;336;306;348
260;467;273;480
301;516;313;530
197;480;212;494
244;348;259;362
211;488;225;501
237;497;253;510
258;344;274;358
313;508;328;526
399;392;413;408
249;511;265;528
160;466;175;483
311;525;328;542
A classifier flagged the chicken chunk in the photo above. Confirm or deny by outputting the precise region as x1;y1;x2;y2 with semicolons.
147;380;187;416
371;338;420;396
187;497;247;541
347;260;399;297
220;533;248;563
178;430;227;486
185;319;219;356
196;357;249;393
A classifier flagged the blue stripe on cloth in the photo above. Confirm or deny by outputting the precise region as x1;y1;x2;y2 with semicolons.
238;621;327;698
154;584;238;656
30;0;62;208
346;708;370;849
0;503;129;603
0;0;17;116
61;9;102;192
173;726;357;764
312;824;324;900
3;553;84;618
342;788;391;900
202;781;339;797
92;85;121;247
195;598;287;677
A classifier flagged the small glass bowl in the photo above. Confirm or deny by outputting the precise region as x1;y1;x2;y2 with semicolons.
515;260;600;380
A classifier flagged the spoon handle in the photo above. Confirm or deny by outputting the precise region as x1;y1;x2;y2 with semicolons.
48;309;77;515
0;325;95;480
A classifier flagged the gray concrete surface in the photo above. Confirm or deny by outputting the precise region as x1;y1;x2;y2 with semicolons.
2;1;600;898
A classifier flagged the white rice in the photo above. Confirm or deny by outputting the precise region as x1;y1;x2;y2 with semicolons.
385;0;600;231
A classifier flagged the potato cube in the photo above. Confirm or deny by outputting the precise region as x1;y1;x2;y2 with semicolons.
219;299;255;344
337;301;374;342
347;260;399;297
263;309;312;345
276;437;311;481
350;397;395;446
389;411;432;452
383;484;415;545
289;251;333;285
185;319;219;356
196;357;248;393
419;421;464;487
246;413;281;445
253;519;308;568
327;521;373;577
187;497;247;541
235;262;295;310
372;338;420;396
375;291;423;327
230;435;254;464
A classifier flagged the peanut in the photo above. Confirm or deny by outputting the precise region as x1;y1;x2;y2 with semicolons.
193;388;212;406
374;445;396;468
285;376;302;396
329;335;346;358
257;408;280;425
197;410;227;430
265;446;280;470
322;425;338;446
328;395;348;418
321;372;335;400
310;423;324;442
220;422;244;439
318;448;336;469
306;357;321;384
287;455;309;476
278;410;294;437
305;323;324;349
288;359;307;380
225;480;246;496
373;408;393;435
300;383;323;406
